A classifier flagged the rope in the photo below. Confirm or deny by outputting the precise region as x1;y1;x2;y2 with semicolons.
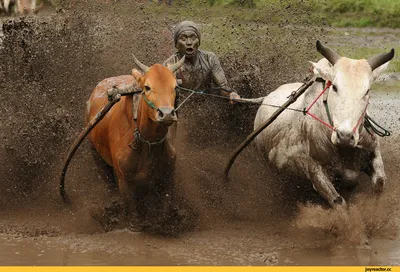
175;86;305;113
132;128;167;152
364;114;391;137
175;85;392;138
174;90;197;111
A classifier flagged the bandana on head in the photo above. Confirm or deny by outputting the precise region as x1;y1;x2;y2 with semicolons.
173;20;201;47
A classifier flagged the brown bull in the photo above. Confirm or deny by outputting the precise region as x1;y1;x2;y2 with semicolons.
85;56;185;224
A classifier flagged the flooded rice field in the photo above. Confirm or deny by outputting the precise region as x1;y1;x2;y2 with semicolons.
0;88;398;266
0;1;399;266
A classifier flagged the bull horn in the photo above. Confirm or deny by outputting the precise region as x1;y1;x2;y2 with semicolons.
132;54;150;72
316;40;341;65
167;55;185;73
367;49;395;71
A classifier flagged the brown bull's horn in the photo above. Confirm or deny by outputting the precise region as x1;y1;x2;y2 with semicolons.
132;54;150;72
167;55;185;73
367;49;395;71
316;40;341;65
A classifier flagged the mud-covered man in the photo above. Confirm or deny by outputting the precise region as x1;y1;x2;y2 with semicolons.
164;20;240;103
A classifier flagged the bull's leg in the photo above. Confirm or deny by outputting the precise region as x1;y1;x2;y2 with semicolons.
88;164;128;231
307;162;347;208
365;146;386;194
90;145;116;189
113;167;133;213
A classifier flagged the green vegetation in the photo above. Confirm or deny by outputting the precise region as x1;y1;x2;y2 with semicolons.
171;0;400;28
58;1;399;74
337;46;400;73
307;0;400;28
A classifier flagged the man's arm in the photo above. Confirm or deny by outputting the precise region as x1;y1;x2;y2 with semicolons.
208;52;240;101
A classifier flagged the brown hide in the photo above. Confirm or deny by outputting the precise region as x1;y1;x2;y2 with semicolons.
86;64;178;201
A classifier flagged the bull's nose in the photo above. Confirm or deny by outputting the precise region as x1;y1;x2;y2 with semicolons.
156;107;177;126
335;129;356;147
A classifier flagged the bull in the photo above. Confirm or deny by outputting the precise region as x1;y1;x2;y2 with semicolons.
254;41;394;208
60;55;185;228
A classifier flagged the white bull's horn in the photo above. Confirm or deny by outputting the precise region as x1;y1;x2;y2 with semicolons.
367;49;395;71
316;40;341;65
167;56;185;73
132;54;150;72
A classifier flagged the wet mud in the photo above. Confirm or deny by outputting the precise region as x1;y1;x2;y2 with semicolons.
0;0;399;266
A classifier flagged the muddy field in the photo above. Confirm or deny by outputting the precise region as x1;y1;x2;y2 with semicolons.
0;1;399;266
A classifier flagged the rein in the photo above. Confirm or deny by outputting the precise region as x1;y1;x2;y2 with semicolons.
175;86;305;113
130;128;167;152
142;92;158;110
304;80;335;131
304;79;370;134
175;80;390;138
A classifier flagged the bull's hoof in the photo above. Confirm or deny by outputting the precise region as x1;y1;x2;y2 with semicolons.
332;196;348;210
372;176;385;194
142;206;197;236
127;218;148;233
89;201;125;232
357;234;371;250
90;208;116;232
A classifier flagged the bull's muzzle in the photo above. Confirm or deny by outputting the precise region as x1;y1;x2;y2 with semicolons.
156;107;177;126
332;129;358;148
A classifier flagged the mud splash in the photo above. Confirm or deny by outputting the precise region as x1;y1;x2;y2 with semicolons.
0;1;399;266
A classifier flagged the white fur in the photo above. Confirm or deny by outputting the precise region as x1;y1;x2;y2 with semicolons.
254;57;390;207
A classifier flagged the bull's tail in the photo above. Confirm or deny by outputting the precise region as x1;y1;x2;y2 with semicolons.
59;94;121;203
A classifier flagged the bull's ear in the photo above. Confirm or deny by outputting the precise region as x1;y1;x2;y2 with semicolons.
132;68;143;81
371;61;390;82
309;61;333;82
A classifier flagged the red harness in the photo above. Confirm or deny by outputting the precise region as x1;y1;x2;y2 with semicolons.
305;81;369;133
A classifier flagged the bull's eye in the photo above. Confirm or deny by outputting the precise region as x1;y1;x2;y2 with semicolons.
332;85;338;93
366;89;370;95
144;85;151;92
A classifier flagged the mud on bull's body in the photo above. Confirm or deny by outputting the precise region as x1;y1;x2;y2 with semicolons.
254;41;395;208
58;55;186;231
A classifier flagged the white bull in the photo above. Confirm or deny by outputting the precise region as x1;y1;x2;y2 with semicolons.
254;41;394;208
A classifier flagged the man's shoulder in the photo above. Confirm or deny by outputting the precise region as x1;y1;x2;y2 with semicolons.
199;50;217;58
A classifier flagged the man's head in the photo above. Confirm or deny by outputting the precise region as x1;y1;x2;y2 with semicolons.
173;20;200;59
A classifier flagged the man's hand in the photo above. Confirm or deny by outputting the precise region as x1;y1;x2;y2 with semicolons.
229;92;241;104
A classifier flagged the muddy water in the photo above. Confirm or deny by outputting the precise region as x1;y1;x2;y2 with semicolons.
0;223;399;265
1;3;399;266
0;84;398;266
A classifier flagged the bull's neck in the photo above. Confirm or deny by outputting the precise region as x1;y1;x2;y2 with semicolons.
136;97;169;143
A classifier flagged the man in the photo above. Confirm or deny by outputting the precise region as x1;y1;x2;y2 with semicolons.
164;20;241;103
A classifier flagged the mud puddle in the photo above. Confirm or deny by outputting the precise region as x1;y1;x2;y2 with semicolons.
280;238;400;266
0;78;398;266
0;223;399;266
